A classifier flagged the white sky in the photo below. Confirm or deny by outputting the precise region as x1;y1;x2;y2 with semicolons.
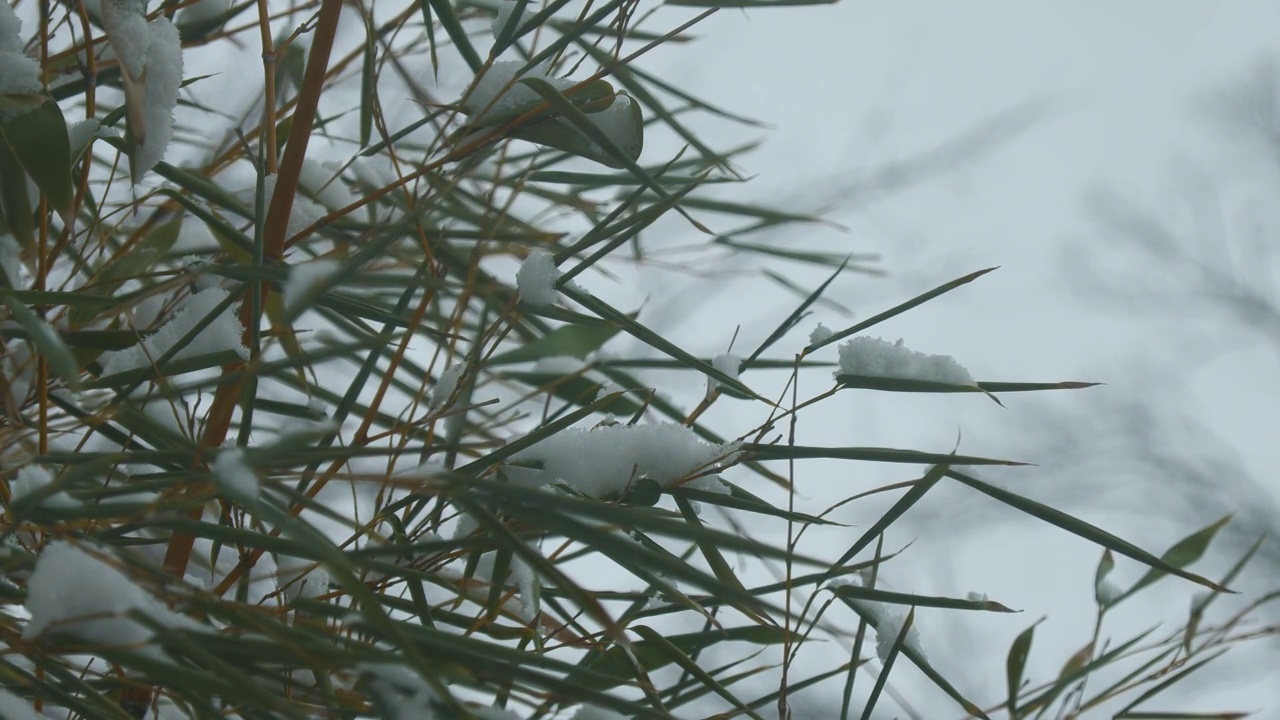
619;3;1280;715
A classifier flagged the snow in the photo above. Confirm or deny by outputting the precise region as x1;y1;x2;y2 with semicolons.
133;16;182;178
516;248;561;306
491;0;535;41
835;336;974;385
2;338;32;410
1096;577;1124;605
299;159;357;211
581;94;641;159
573;705;628;720
358;663;444;720
429;363;465;412
260;175;326;238
504;421;739;499
67;118;101;155
808;323;833;345
0;688;44;720
532;354;586;374
23;541;196;647
966;591;988;602
462;61;575;121
9;464;78;509
283;258;340;314
212;447;260;502
99;288;248;378
707;352;742;395
829;577;925;663
0;2;41;97
100;0;150;81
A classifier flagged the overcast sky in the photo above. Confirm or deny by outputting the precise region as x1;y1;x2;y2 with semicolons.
617;3;1280;716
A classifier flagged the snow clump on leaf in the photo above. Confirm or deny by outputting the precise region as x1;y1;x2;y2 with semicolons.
836;336;973;385
23;541;197;648
516;248;561;306
504;421;738;499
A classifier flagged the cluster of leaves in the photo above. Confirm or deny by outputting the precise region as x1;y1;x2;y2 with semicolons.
0;0;1275;717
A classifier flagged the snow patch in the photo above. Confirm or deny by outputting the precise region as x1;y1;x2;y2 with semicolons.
516;248;560;306
836;336;973;384
0;688;44;720
213;447;260;502
808;323;833;345
284;258;340;314
504;421;738;499
23;541;196;647
707;352;742;395
9;464;78;509
133;17;182;177
0;2;41;98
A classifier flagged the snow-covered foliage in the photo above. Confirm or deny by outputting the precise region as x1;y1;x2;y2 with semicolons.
99;288;248;377
836;336;973;384
134;17;182;177
707;352;743;394
504;421;738;499
808;323;833;345
9;464;77;509
0;689;44;720
284;258;340;314
0;2;41;98
213;447;260;502
516;248;561;306
462;60;575;121
491;0;536;40
429;363;465;412
23;541;196;647
99;0;183;178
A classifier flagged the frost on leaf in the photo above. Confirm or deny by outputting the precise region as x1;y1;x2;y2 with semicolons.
100;0;183;180
504;421;738;500
836;336;973;385
99;287;248;378
516;248;561;306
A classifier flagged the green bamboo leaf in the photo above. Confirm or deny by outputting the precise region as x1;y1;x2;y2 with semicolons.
859;607;912;720
0;137;33;247
70;214;183;328
947;470;1230;594
2;295;83;390
567;625;787;689
563;286;765;402
839;599;989;718
836;464;948;566
747;444;1026;467
631;625;768;720
806;267;999;355
0;99;74;219
360;14;376;148
1006;619;1039;717
1095;548;1117;607
1113;515;1232;604
829;584;1018;613
488;321;622;365
423;0;482;72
